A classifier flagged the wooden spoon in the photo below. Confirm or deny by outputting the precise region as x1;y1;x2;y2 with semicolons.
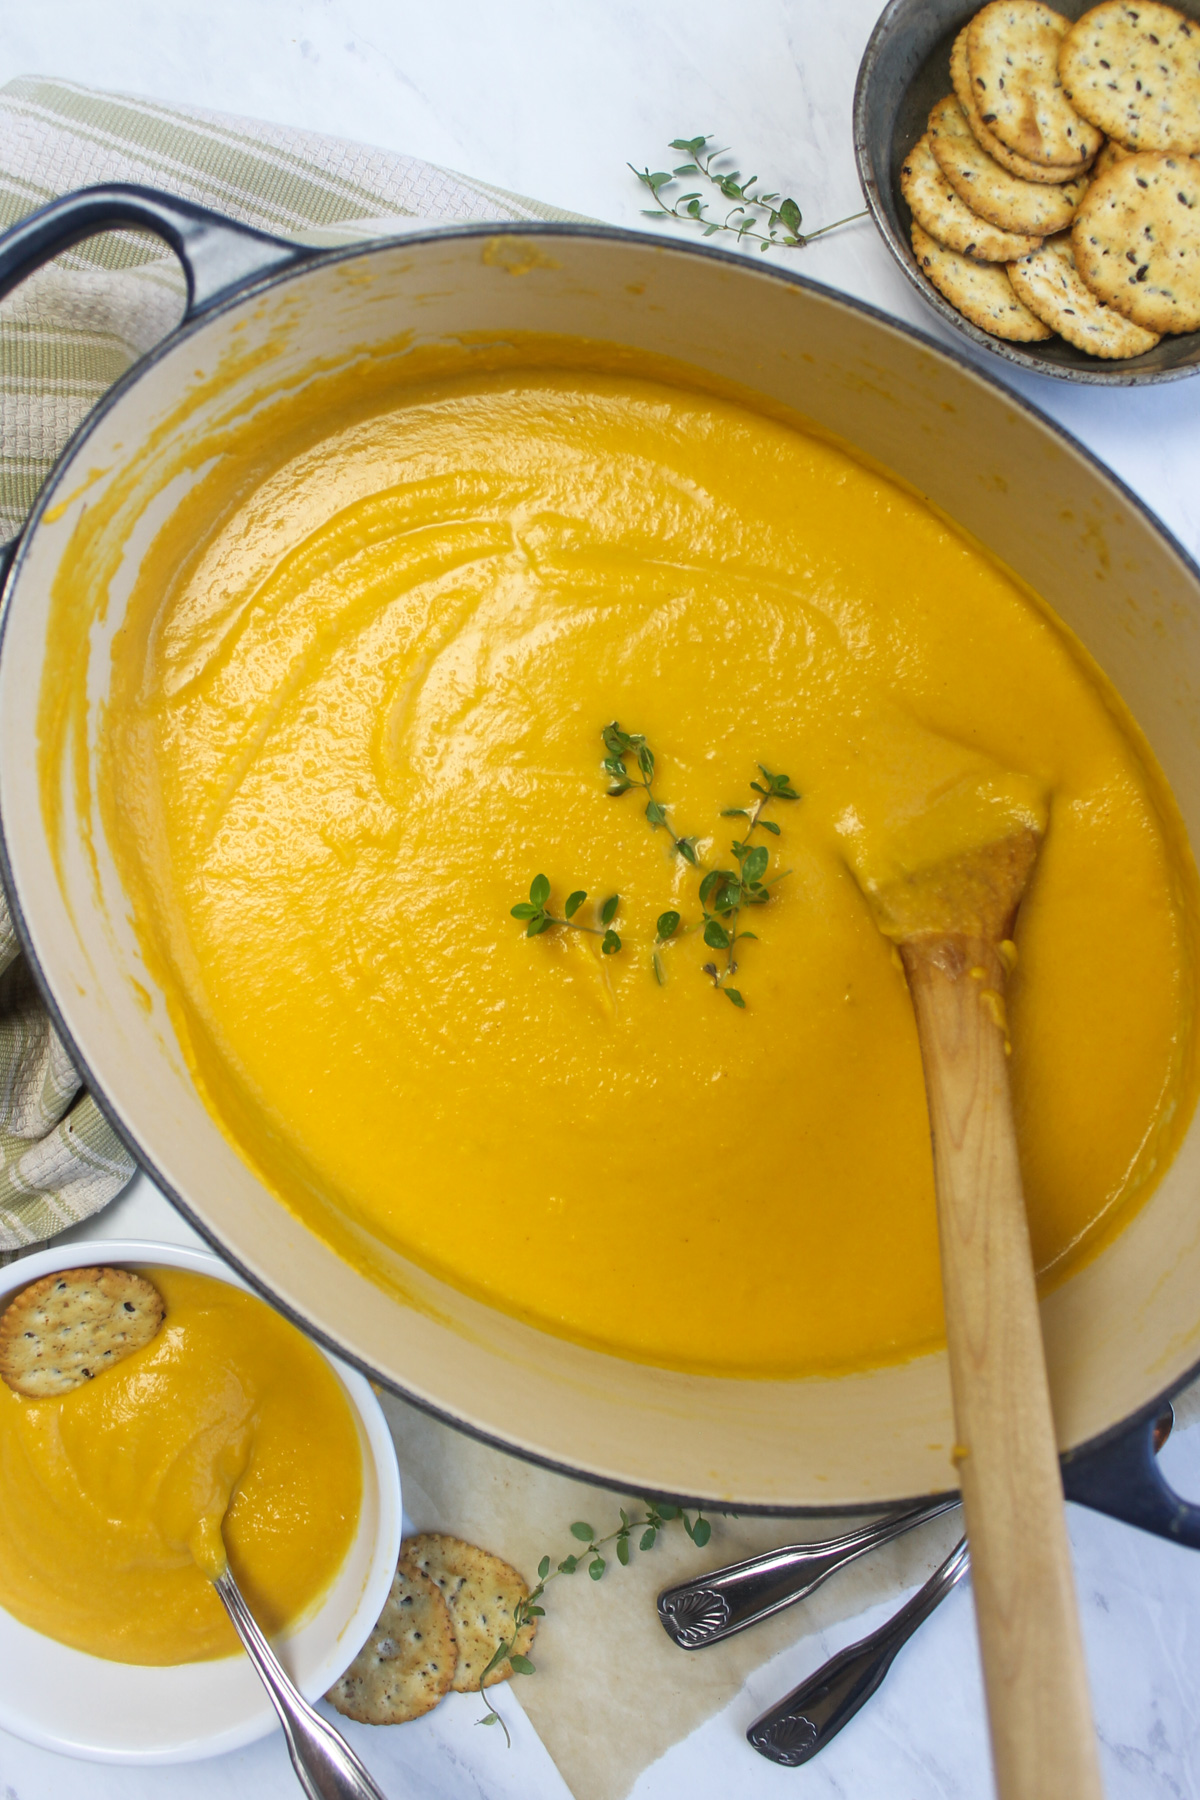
859;814;1103;1800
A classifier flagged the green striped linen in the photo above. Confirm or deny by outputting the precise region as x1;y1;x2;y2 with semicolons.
0;73;582;1251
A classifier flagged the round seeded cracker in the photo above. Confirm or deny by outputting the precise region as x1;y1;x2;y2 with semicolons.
952;25;1092;182
1009;233;1162;353
1059;2;1200;155
966;2;1104;167
402;1532;537;1691
0;1266;164;1397
326;1559;457;1724
1073;151;1200;330
902;132;1044;258
928;93;1089;234
911;220;1055;338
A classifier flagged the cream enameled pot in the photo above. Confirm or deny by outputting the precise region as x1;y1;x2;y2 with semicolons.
2;186;1200;1529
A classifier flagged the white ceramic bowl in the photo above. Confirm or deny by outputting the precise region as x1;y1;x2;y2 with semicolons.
0;1238;402;1764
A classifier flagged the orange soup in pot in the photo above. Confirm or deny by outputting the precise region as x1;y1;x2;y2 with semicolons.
80;349;1200;1377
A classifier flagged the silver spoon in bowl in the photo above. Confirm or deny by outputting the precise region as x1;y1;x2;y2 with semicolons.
213;1563;388;1800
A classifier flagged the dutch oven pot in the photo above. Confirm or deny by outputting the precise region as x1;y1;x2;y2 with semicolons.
2;187;1200;1538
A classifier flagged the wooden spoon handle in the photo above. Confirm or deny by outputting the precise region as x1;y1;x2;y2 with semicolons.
902;938;1103;1800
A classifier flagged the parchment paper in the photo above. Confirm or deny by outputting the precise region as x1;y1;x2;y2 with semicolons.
381;1390;965;1800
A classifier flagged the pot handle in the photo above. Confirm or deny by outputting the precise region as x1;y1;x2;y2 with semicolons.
0;182;315;577
0;181;311;318
1062;1402;1200;1549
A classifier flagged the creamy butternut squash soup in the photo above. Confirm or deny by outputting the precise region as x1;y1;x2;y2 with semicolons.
0;1268;361;1663
90;352;1200;1377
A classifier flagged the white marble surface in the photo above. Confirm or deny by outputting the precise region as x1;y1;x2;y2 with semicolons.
2;3;1200;1797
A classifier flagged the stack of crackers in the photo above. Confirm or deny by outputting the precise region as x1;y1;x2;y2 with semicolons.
902;0;1200;359
326;1531;538;1725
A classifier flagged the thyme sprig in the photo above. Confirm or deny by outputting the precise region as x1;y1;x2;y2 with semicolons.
477;1500;712;1741
632;134;867;254
603;721;699;866
700;766;798;1007
512;737;800;1006
512;875;622;955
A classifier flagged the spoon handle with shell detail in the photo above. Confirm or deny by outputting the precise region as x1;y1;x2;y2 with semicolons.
744;1406;1176;1769
657;1496;960;1649
746;1536;970;1767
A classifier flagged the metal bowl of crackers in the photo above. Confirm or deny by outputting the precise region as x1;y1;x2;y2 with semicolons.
0;1239;402;1764
854;0;1200;382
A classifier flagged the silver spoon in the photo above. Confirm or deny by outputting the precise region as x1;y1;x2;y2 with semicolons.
213;1564;389;1800
747;1536;970;1766
745;1403;1177;1766
657;1495;960;1649
661;1397;1181;1655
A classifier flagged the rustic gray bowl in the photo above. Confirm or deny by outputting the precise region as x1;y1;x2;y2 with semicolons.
854;0;1200;384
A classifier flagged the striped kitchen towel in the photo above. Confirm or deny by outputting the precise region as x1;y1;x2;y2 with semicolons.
0;73;584;1250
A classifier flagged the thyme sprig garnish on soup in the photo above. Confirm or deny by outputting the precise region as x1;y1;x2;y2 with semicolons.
700;766;798;1007
512;729;800;1007
602;720;700;866
511;877;622;956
